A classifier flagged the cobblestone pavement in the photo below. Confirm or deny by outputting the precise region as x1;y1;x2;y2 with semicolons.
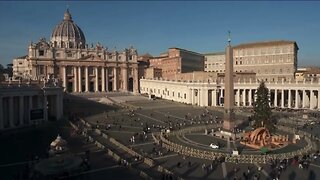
77;92;320;180
4;92;320;180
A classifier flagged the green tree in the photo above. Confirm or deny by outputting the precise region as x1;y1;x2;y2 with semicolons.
253;81;274;131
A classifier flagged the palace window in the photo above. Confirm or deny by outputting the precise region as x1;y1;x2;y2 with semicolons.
39;50;44;56
67;53;73;58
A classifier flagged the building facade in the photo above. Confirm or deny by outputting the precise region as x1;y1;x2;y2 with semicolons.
204;52;225;73
0;81;63;131
295;67;320;82
149;48;204;79
140;78;320;110
204;40;298;82
12;9;139;93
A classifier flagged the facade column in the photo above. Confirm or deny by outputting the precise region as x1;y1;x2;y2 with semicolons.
113;67;118;91
310;90;315;110
203;88;208;106
133;67;139;93
236;89;240;106
85;66;89;92
237;89;241;106
95;67;99;92
62;66;67;91
212;89;217;106
73;66;78;93
0;97;3;130
105;68;109;92
9;96;14;128
122;67;128;91
318;90;320;110
78;66;82;92
249;89;252;106
302;90;307;108
19;96;24;126
281;89;285;108
101;67;106;92
189;89;192;105
56;94;62;120
198;89;201;106
191;89;195;105
29;96;33;123
295;90;299;109
274;89;278;107
44;95;48;121
288;89;292;108
243;89;247;107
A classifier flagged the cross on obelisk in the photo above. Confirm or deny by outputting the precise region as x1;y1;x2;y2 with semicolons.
223;31;235;131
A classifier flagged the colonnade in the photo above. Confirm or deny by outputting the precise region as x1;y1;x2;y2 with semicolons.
0;88;63;131
140;78;320;110
61;65;138;93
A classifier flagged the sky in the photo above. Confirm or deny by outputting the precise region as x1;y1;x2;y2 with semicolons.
0;1;319;67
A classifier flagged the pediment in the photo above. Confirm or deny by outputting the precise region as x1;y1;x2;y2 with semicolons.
80;54;103;61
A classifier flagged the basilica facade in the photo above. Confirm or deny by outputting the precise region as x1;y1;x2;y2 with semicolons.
13;9;139;93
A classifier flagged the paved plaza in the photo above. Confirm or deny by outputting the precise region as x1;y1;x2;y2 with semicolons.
2;92;320;180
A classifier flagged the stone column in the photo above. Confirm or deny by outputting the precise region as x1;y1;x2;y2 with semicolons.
113;67;118;91
281;89;285;108
203;88;208;106
0;97;3;130
310;90;315;110
243;89;247;107
73;66;78;93
101;67;106;92
9;96;14;128
212;89;217;106
78;66;82;92
43;95;48;121
62;66;67;91
302;90;307;108
95;67;99;92
274;89;278;107
236;89;240;106
249;89;252;106
122;67;128;92
318;90;320;110
29;96;33;123
198;89;201;106
85;66;89;92
105;68;109;92
288;90;292;108
133;67;139;93
19;96;24;126
295;90;299;109
56;94;62;120
191;89;195;105
189;89;192;105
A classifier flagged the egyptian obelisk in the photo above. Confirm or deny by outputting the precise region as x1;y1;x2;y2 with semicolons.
223;31;235;131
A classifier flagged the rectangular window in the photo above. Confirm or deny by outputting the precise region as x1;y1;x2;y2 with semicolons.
39;50;44;56
67;53;73;57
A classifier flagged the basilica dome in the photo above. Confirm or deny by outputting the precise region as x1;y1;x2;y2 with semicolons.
51;9;86;49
